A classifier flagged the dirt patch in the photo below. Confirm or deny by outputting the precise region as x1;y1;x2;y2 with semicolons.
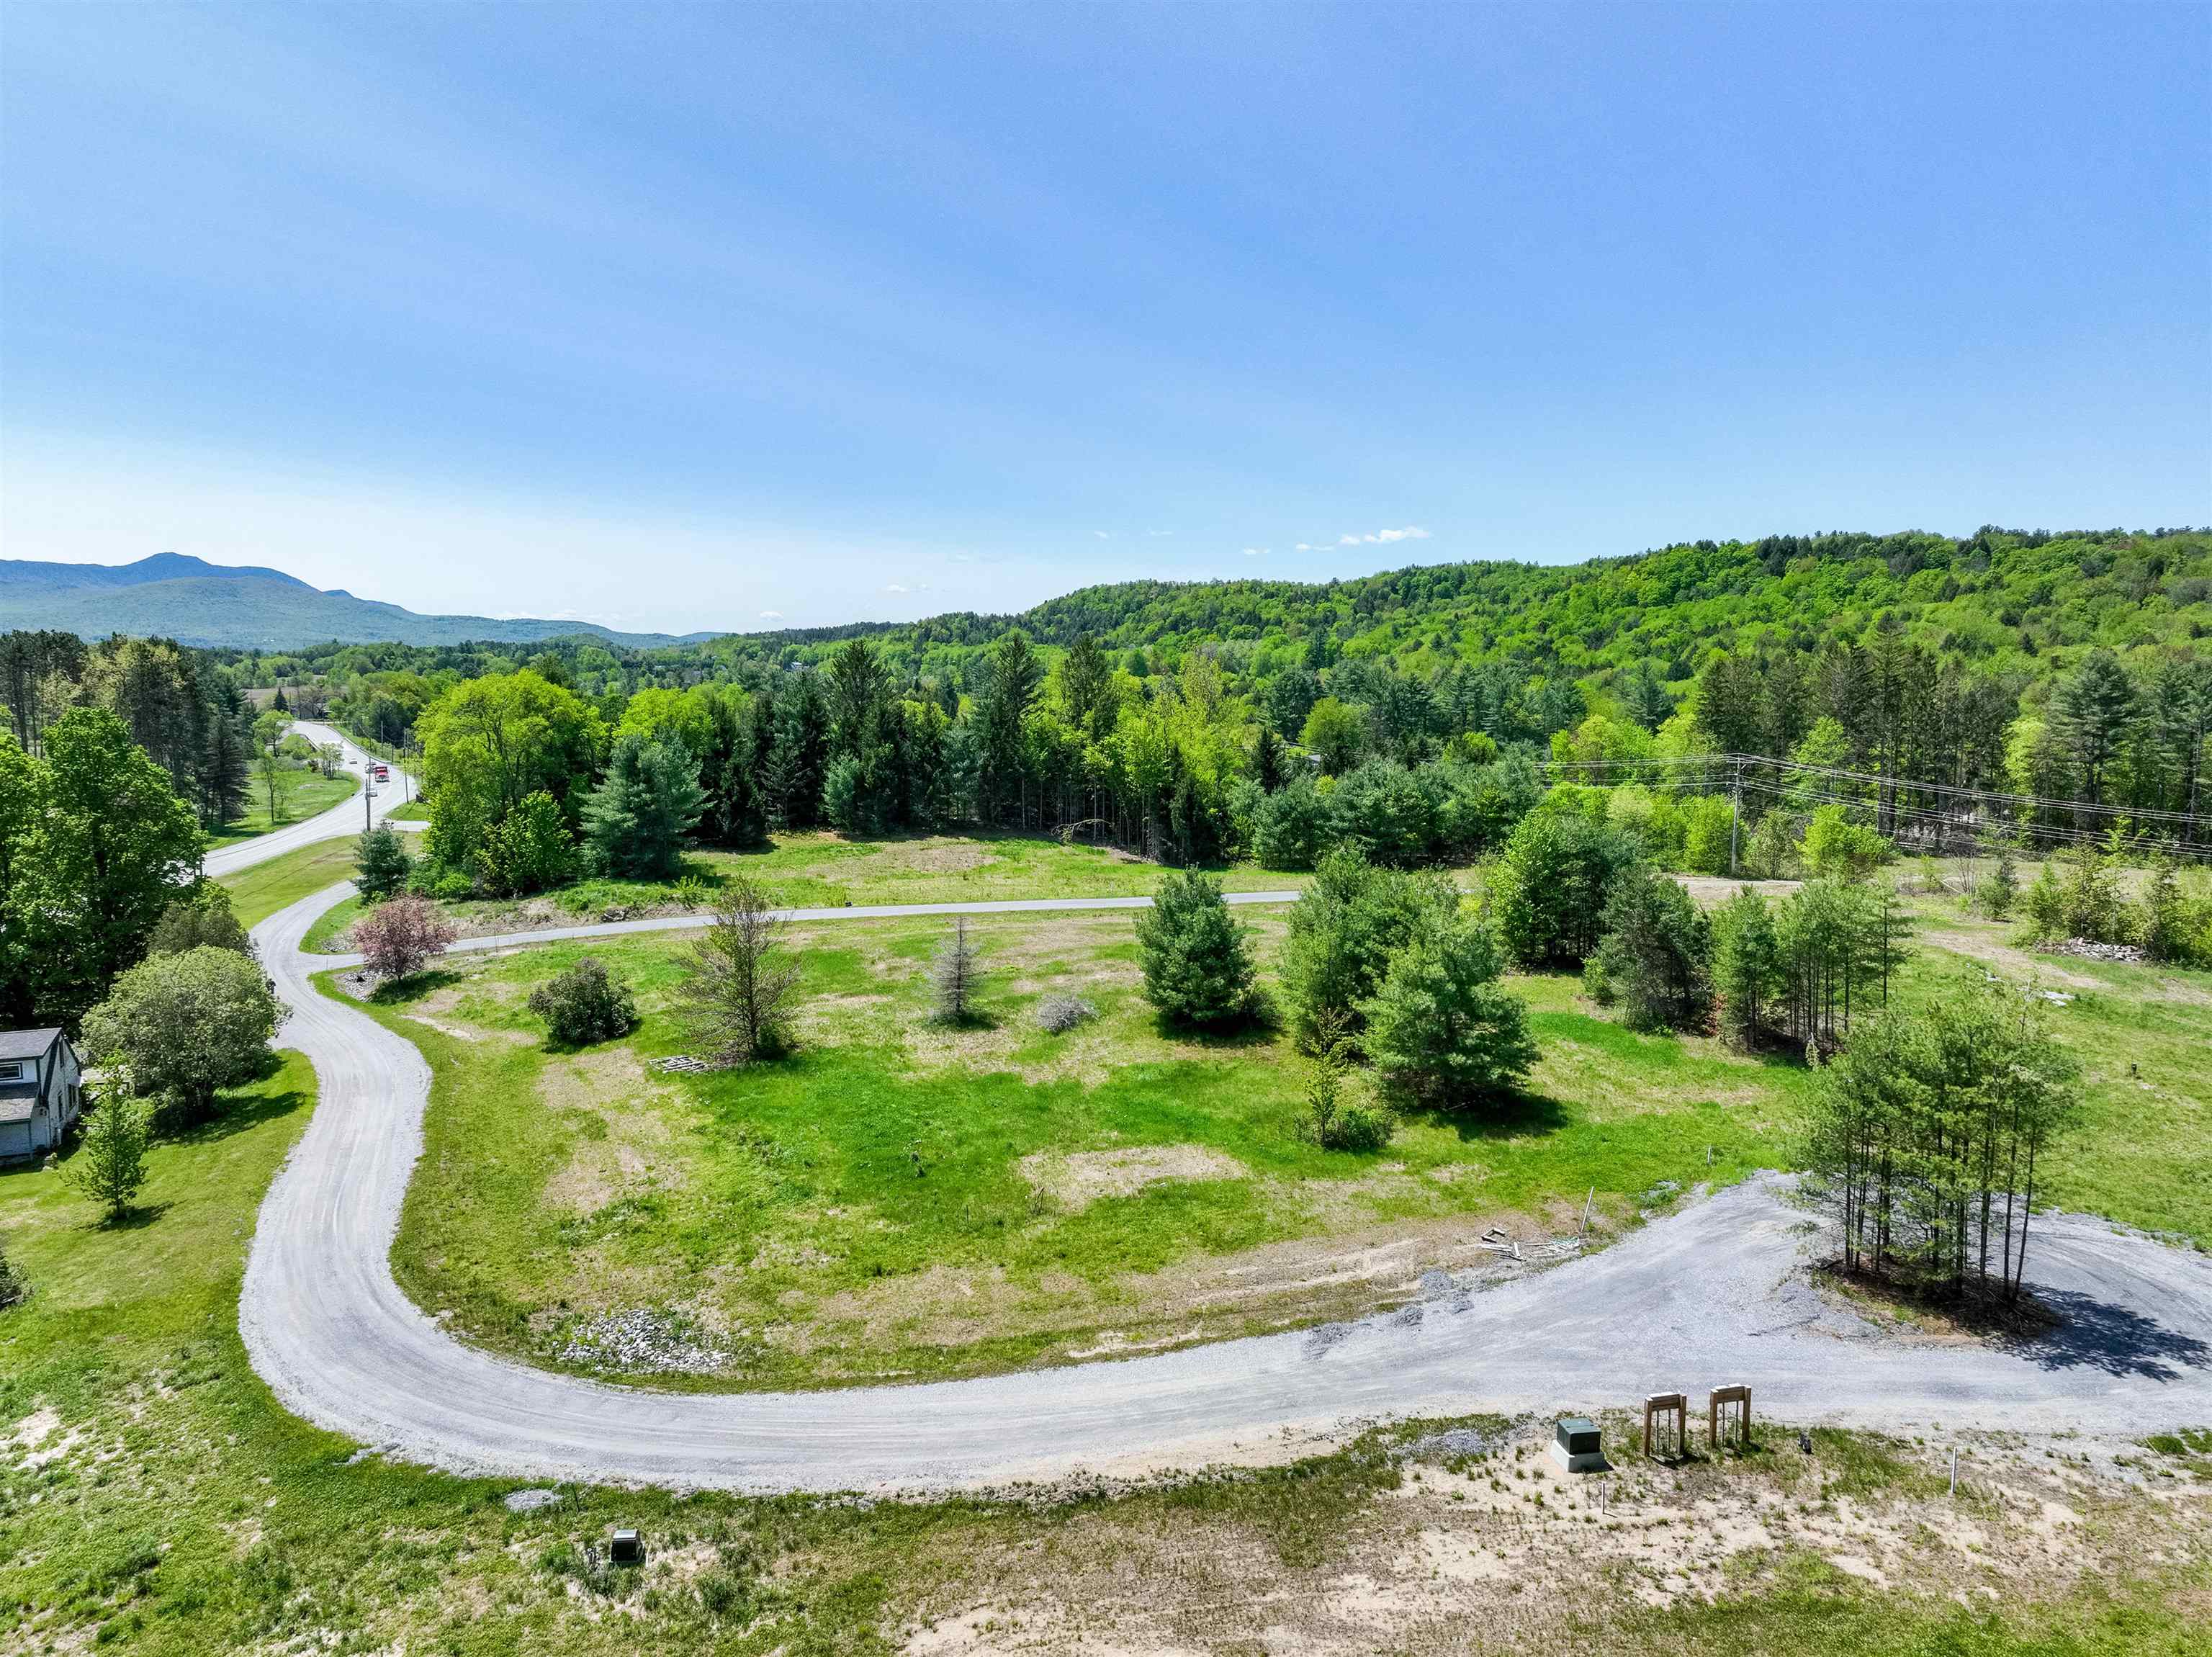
1916;925;2100;988
892;1427;2200;1655
539;1046;683;1216
1020;1145;1246;1213
825;839;999;878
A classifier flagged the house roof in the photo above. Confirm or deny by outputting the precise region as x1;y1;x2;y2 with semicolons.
0;1028;61;1062
0;1092;42;1123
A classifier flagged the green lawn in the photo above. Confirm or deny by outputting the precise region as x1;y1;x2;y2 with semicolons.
213;837;361;928
4;1044;2201;1651
202;766;359;850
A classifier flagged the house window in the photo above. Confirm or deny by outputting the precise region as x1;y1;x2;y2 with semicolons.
0;1061;22;1081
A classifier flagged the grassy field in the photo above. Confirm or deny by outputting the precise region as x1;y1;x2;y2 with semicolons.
202;767;359;850
3;1051;2202;1654
212;837;361;929
303;830;1332;955
359;881;2212;1397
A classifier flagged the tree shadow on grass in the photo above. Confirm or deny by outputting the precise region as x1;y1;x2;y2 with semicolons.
89;1200;176;1232
177;1085;311;1146
369;968;463;1007
1401;1090;1573;1144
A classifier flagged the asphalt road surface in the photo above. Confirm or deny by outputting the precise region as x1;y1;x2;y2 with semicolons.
240;880;2212;1494
203;720;420;879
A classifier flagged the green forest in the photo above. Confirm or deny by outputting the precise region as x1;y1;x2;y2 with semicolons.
6;524;2211;1033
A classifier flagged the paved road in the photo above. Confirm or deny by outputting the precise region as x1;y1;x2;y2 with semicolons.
203;721;420;879
242;880;2212;1494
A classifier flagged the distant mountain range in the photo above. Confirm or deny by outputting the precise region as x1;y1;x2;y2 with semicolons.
0;553;724;650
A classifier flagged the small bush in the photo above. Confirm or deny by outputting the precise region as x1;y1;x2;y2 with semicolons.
529;957;638;1046
355;824;414;902
1035;994;1097;1033
0;1244;28;1310
1325;1100;1395;1151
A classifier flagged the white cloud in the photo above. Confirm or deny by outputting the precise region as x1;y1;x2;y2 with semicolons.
1094;530;1111;539
759;609;783;620
1147;529;1174;537
1295;542;1314;552
1241;547;1268;557
884;583;907;593
1338;525;1434;547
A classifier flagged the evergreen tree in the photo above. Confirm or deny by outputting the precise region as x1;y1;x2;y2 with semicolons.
974;632;1044;825
1711;888;1783;1048
1491;809;1640;967
1362;917;1537;1108
1586;863;1712;1032
1134;868;1256;1028
356;822;417;902
930;916;986;1024
2050;649;2137;805
765;673;831;829
66;1090;151;1224
583;734;706;879
1280;848;1459;1046
1978;849;2020;920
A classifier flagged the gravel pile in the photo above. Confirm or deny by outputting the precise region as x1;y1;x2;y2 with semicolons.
657;1055;712;1074
558;1310;732;1374
2048;938;2147;963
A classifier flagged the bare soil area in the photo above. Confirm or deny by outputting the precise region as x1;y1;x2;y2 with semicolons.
892;1425;2212;1655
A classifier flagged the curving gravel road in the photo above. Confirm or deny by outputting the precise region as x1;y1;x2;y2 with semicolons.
204;721;419;879
242;881;2212;1494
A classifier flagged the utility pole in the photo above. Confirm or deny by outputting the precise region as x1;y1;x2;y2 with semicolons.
1729;755;1743;876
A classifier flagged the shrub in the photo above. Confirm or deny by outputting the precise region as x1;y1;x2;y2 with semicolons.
80;945;285;1125
0;1243;28;1310
1977;850;2019;920
1135;869;1257;1029
1680;796;1737;876
354;896;458;982
480;791;575;897
1280;848;1459;1048
355;823;415;902
1362;918;1537;1108
528;957;638;1046
1799;805;1890;882
1035;994;1097;1033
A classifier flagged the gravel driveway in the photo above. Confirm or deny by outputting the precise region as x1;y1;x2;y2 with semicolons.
243;883;2212;1494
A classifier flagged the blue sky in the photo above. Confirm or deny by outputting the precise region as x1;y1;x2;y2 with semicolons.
3;3;2206;634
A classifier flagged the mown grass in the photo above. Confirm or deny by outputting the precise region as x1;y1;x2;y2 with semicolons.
212;837;361;929
4;1052;2201;1653
302;830;1332;955
202;767;360;850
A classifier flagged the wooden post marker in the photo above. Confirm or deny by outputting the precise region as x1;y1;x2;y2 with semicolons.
1643;1392;1687;1461
1707;1385;1751;1455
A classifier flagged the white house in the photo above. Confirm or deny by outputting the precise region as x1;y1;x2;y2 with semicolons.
0;1028;83;1163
